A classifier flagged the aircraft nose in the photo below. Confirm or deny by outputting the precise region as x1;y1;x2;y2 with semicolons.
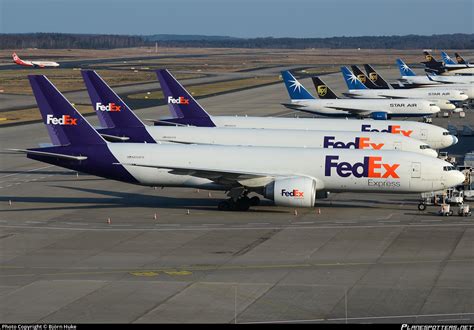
451;135;459;146
445;103;456;110
425;148;438;158
430;106;441;113
449;170;466;187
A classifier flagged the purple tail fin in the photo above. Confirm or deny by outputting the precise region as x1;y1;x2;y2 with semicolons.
81;70;155;143
81;70;145;129
28;75;105;145
155;69;215;127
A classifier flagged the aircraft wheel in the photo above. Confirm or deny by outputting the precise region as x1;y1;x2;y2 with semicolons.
418;203;426;211
448;210;453;216
218;200;231;211
250;196;260;206
236;197;251;211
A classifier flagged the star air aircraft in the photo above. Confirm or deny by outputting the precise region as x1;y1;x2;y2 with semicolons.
280;71;440;120
341;66;468;110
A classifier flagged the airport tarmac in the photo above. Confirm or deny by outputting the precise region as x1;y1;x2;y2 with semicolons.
1;66;473;323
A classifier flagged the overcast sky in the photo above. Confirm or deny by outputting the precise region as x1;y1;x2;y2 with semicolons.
1;0;472;37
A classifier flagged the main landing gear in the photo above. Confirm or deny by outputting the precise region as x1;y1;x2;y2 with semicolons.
217;188;260;211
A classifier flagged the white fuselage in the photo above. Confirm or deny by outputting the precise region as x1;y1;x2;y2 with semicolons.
400;75;474;85
108;143;464;193
193;117;456;149
287;98;440;117
145;126;438;157
441;65;474;76
345;87;468;108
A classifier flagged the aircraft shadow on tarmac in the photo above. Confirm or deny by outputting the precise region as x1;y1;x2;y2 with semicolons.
0;185;289;213
0;185;398;216
0;170;75;176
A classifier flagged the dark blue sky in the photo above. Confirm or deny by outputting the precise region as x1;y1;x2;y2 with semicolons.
1;0;472;37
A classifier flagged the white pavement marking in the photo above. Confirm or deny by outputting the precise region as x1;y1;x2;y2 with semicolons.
245;312;474;324
0;165;54;180
3;222;474;232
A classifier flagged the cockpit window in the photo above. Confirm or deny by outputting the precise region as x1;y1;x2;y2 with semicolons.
443;132;450;135
429;103;436;106
420;145;431;149
443;166;456;171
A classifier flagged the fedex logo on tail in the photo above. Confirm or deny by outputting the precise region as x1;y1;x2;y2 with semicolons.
361;124;413;137
325;155;400;179
46;114;77;126
281;189;304;198
323;136;384;150
95;102;121;112
168;96;189;105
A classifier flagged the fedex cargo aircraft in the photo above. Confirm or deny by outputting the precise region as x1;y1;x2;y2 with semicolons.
11;75;465;211
152;69;457;150
12;53;59;68
81;70;437;157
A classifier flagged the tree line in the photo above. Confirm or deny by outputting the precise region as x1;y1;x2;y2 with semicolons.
1;33;472;49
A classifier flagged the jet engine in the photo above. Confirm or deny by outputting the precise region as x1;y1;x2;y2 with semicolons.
371;112;388;120
264;176;318;207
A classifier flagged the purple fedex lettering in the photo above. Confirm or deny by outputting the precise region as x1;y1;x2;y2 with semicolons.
325;155;400;179
323;136;358;149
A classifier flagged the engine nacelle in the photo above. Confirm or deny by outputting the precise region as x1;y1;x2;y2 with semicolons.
264;176;318;207
371;111;388;120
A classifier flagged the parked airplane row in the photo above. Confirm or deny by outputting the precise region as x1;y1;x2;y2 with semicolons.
422;50;474;76
10;69;464;211
281;50;473;120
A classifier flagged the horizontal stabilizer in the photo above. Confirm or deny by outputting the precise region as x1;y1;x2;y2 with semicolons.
7;149;87;161
100;134;130;142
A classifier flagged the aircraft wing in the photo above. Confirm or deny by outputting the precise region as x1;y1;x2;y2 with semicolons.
115;162;282;187
323;105;377;114
144;119;189;127
376;94;410;99
100;133;130;142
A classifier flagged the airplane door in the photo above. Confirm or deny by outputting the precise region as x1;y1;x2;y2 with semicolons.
394;141;402;150
411;162;421;178
420;129;428;140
